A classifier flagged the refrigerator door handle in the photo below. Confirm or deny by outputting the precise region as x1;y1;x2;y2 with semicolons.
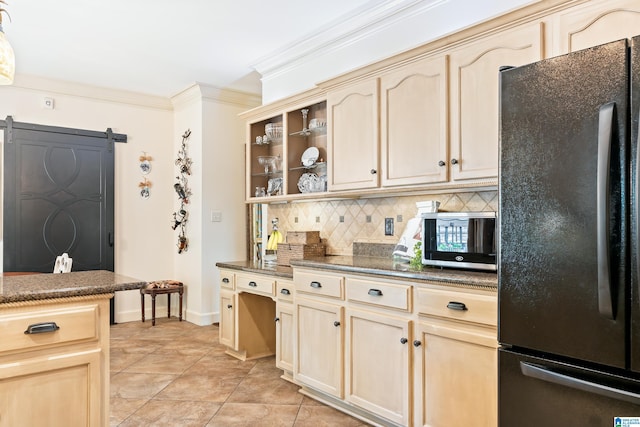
597;102;615;319
521;361;640;405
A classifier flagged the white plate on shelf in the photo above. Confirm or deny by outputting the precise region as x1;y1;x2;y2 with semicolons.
301;146;319;167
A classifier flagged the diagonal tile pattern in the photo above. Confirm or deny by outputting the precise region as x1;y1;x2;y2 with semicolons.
267;190;498;255
110;319;370;426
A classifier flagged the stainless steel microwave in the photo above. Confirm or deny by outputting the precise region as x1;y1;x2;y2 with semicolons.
421;211;497;271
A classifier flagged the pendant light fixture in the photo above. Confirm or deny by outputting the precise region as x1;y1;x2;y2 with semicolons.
0;0;14;85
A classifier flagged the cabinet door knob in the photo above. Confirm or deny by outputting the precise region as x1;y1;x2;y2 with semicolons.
400;337;408;344
248;281;258;287
334;321;341;327
274;317;280;323
227;304;233;309
451;158;459;165
280;288;291;295
310;281;322;289
438;160;446;167
413;340;422;347
222;277;230;283
370;169;377;175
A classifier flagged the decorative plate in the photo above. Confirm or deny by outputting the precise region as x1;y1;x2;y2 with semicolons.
298;173;320;193
140;160;151;175
301;146;319;167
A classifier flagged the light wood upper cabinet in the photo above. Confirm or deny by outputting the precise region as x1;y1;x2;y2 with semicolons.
327;79;380;191
557;0;640;54
380;55;449;187
449;22;544;181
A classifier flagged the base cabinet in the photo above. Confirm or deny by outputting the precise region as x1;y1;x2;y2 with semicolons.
0;349;102;427
218;269;276;361
219;289;237;349
0;296;110;427
346;308;412;426
414;286;498;427
275;280;295;374
414;320;498;427
294;297;344;398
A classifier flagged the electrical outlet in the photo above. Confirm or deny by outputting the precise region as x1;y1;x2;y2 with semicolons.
211;211;222;222
385;217;394;236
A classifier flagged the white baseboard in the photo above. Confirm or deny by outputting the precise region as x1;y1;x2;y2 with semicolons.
114;307;220;326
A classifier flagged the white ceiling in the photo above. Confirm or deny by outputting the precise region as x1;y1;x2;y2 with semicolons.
3;0;377;98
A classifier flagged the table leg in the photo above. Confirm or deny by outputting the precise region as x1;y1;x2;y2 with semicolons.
167;293;171;319
151;293;157;326
141;292;145;323
179;289;183;321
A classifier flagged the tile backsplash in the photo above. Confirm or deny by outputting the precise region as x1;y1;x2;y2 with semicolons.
267;190;497;255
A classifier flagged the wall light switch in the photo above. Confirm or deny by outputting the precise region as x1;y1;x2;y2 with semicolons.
211;211;222;222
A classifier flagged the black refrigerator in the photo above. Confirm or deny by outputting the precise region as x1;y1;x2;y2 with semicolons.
499;36;640;425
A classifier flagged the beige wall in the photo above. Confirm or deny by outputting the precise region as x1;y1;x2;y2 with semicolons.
0;75;258;325
267;190;498;255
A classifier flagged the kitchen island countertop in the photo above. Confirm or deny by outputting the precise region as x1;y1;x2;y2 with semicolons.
217;256;497;290
0;270;147;304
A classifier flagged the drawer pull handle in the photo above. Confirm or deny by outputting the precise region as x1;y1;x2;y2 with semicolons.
334;321;341;327
368;288;383;296
24;322;60;335
222;277;230;283
447;301;468;311
310;281;322;289
248;281;258;287
280;289;291;295
400;337;408;344
413;340;422;347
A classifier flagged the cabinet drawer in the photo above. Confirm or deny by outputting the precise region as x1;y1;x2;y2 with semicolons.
220;270;235;290
237;273;275;297
346;278;411;312
0;305;99;355
416;287;496;327
276;280;294;302
295;270;344;299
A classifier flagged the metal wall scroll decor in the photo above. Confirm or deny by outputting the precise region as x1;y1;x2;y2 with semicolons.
138;152;153;199
172;129;193;253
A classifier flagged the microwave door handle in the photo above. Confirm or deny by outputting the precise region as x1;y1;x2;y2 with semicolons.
597;102;615;319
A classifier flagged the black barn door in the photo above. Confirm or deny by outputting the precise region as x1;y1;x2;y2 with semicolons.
2;117;125;273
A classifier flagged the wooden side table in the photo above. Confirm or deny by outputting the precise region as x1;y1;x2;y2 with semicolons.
140;280;184;326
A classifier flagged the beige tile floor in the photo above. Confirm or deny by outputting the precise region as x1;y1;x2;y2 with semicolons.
110;318;370;426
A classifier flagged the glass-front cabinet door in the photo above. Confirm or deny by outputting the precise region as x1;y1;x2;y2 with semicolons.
245;99;327;202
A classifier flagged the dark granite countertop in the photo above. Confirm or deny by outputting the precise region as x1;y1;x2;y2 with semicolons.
216;260;294;279
216;256;497;290
0;270;147;304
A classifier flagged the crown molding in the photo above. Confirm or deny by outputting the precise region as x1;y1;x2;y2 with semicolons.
10;74;174;110
252;0;445;80
171;83;261;109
